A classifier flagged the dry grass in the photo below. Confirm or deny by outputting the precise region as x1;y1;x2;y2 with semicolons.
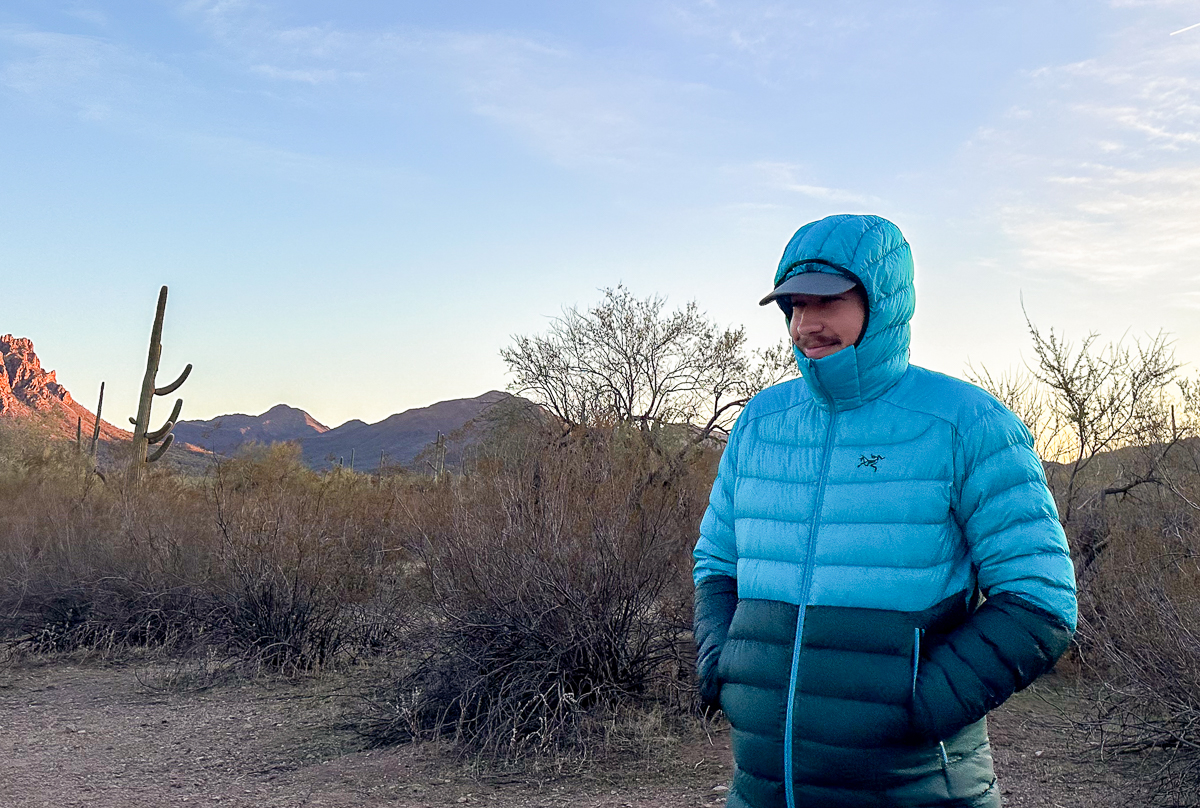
0;415;716;765
354;421;712;762
1069;488;1200;805
7;389;1200;799
0;423;412;674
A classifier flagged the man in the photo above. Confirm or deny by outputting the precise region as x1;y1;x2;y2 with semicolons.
693;214;1077;808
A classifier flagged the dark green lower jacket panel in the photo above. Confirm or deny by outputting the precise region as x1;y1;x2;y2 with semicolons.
715;595;1003;806
727;722;997;808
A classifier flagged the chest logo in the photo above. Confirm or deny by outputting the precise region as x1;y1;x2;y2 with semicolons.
857;453;884;472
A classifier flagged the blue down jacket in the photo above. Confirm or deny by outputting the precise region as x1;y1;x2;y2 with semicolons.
693;215;1077;808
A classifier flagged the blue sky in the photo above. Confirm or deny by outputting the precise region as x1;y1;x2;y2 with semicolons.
3;1;1199;427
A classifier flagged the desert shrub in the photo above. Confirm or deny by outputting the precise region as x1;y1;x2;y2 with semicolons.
358;419;714;760
1068;470;1200;805
21;582;211;655
193;443;427;673
0;437;412;673
0;451;218;655
971;322;1200;803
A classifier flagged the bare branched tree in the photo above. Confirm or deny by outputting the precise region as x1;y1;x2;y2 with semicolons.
1026;322;1181;523
968;316;1184;527
501;286;796;445
964;362;1065;460
970;316;1200;804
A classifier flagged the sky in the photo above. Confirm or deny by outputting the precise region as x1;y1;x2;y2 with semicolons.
3;0;1200;428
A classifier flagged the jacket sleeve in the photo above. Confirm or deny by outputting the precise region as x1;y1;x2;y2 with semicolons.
692;416;745;708
693;414;743;584
911;405;1077;742
694;575;737;708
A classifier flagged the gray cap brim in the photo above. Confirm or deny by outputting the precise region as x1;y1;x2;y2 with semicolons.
759;271;857;306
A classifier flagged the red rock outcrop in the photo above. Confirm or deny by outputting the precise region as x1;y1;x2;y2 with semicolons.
0;334;129;442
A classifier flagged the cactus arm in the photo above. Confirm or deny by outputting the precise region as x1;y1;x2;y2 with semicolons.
129;417;138;426
147;433;174;463
145;398;184;443
155;364;192;396
129;286;189;473
76;416;82;448
147;420;175;445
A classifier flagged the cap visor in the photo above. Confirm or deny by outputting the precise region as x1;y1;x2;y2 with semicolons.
759;272;857;305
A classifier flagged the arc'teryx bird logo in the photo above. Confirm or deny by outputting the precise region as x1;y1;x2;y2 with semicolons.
857;454;884;472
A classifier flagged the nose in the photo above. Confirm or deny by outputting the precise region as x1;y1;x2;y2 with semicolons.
790;307;822;338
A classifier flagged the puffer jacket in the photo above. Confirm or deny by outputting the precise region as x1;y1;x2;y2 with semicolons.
693;215;1077;808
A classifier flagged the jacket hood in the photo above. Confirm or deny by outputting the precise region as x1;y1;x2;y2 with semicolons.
775;214;915;410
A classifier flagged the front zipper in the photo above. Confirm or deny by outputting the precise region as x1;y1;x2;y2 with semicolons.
911;627;923;699
782;407;838;808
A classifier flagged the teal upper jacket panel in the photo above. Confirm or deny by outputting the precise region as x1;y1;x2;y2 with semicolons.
694;215;1077;631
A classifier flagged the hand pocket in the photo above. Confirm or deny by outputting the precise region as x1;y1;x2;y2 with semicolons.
697;642;724;709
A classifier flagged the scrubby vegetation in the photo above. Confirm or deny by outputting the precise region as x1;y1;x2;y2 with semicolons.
4;298;1200;803
358;419;711;761
0;425;407;675
0;402;718;766
970;320;1200;806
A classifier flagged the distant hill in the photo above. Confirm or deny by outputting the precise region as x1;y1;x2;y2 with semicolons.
171;404;330;456
174;391;522;470
301;390;518;470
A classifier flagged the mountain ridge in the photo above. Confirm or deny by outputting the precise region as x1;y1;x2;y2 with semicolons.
174;392;519;470
0;334;128;445
1;334;522;471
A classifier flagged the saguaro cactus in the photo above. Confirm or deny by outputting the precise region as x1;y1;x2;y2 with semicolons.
129;286;192;473
89;381;104;458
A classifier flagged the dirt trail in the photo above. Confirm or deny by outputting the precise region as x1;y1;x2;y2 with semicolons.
0;661;1142;807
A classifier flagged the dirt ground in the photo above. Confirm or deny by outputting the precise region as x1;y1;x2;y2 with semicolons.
0;658;1146;808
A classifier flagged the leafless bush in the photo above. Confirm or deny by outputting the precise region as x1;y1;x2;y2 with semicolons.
967;318;1186;529
1072;508;1200;806
971;319;1200;802
4;402;712;761
502;285;794;448
0;422;215;655
0;433;411;673
357;419;712;762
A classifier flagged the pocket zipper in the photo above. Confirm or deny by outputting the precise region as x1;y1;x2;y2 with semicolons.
939;740;952;791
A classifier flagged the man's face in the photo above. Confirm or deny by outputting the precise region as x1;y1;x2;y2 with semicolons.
787;290;867;360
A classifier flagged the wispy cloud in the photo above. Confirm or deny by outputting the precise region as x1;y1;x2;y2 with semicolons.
2;6;692;176
0;22;364;180
745;161;882;205
64;4;110;29
1000;165;1200;284
972;8;1200;290
0;27;172;113
172;3;709;170
654;0;937;90
441;34;690;169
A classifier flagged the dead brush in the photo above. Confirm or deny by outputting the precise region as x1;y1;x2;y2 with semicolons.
1;435;410;674
356;422;712;763
15;581;212;656
1;436;218;659
203;443;407;675
1071;498;1200;806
